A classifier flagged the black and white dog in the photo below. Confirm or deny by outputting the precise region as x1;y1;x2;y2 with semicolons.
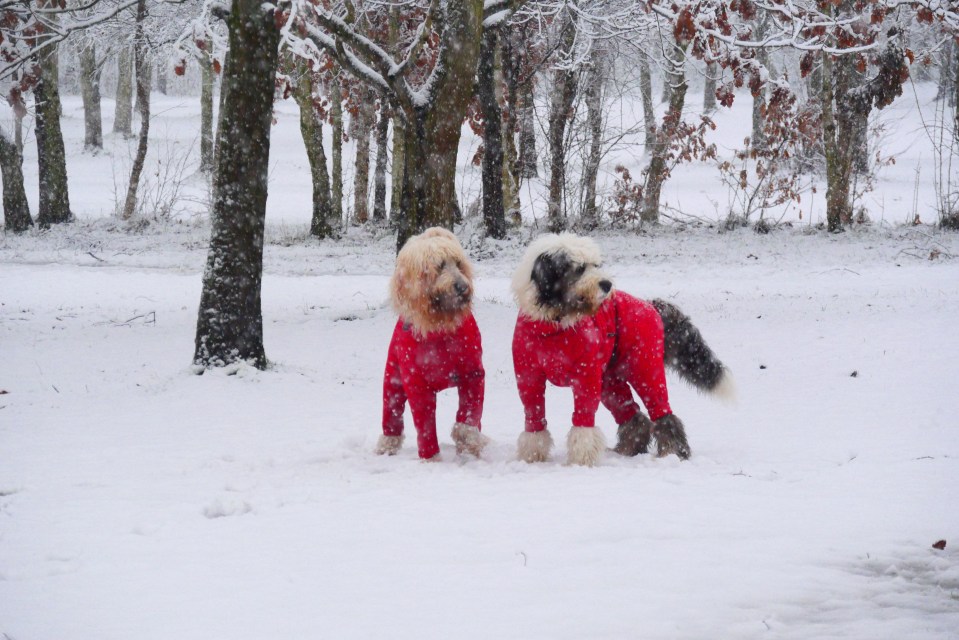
511;233;733;466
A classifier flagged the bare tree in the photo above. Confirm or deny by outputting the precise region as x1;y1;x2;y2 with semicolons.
121;0;151;220
79;43;104;151
0;124;33;233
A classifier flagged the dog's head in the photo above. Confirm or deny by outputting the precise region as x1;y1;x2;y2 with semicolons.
512;233;613;325
390;227;475;335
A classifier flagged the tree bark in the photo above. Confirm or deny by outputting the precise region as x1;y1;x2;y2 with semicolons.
641;45;687;224
392;0;483;251
1;126;33;233
517;85;538;179
79;45;103;151
581;46;605;229
34;41;72;227
121;0;151;221
478;26;507;239
640;53;656;150
194;0;280;370
331;81;344;225
200;46;215;173
703;61;717;113
351;91;374;224
156;59;168;95
114;47;134;137
293;63;334;238
372;100;390;222
752;17;770;149
545;17;577;233
821;51;850;232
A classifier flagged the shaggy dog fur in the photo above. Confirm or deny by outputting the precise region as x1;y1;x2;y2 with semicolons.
376;228;488;460
511;233;733;466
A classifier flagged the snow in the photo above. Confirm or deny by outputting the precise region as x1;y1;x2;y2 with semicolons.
2;85;959;638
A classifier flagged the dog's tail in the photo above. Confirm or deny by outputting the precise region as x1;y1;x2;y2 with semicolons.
651;299;735;401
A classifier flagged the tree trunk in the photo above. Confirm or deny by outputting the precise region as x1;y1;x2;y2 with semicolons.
331;82;344;225
1;127;33;233
937;39;954;102
703;62;717;113
821;51;851;232
641;46;687;224
351;92;374;224
478;27;507;239
200;47;215;173
517;85;538;179
79;45;103;151
581;46;605;229
293;63;334;238
212;50;230;174
156;60;168;95
640;53;656;150
372;100;390;222
114;47;134;137
121;0;151;221
390;117;405;220
545;18;578;233
393;0;483;251
752;17;770;149
194;0;280;370
34;41;72;227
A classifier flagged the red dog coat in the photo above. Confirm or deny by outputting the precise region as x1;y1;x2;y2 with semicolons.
382;314;485;458
512;291;672;432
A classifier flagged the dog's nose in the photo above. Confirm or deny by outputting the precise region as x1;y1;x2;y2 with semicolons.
599;280;612;293
454;280;470;296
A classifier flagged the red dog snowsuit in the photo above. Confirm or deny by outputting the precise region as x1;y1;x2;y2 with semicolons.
512;291;671;433
382;314;485;459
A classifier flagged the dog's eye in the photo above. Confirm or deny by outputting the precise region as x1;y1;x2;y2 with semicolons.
436;260;447;272
575;264;587;275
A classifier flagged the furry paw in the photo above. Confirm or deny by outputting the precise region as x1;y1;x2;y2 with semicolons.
375;434;404;456
653;414;691;460
613;413;652;457
517;429;553;463
451;423;489;457
567;426;606;467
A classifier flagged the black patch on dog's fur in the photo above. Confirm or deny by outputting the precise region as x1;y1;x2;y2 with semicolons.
531;251;584;309
652;298;726;392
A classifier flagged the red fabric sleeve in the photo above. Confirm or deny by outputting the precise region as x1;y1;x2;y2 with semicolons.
382;322;407;437
455;316;485;428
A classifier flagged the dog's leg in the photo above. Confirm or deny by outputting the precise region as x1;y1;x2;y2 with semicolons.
407;387;441;460
378;357;407;455
453;369;487;456
452;423;489;457
517;429;553;462
613;412;653;456
566;426;606;466
652;414;691;460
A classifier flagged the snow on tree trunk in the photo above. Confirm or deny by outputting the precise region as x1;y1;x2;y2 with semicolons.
352;92;374;224
0;126;32;233
478;26;507;239
121;0;151;221
194;0;280;370
331;83;344;226
640;53;656;150
372;101;390;222
200;45;215;174
546;18;577;234
703;62;717;114
114;47;134;138
34;41;72;228
79;45;103;152
581;45;605;229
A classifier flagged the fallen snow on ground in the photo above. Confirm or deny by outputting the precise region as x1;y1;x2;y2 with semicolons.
2;222;958;640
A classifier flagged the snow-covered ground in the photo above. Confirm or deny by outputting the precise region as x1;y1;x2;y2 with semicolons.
2;85;959;639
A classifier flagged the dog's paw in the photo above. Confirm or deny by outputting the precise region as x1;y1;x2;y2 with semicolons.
566;426;606;467
451;423;489;457
613;413;652;457
375;434;404;456
517;429;553;463
653;414;691;460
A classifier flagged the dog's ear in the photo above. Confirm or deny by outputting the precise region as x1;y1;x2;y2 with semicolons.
531;251;570;307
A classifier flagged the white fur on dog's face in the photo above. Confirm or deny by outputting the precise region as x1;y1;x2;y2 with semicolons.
390;227;474;335
512;233;613;326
